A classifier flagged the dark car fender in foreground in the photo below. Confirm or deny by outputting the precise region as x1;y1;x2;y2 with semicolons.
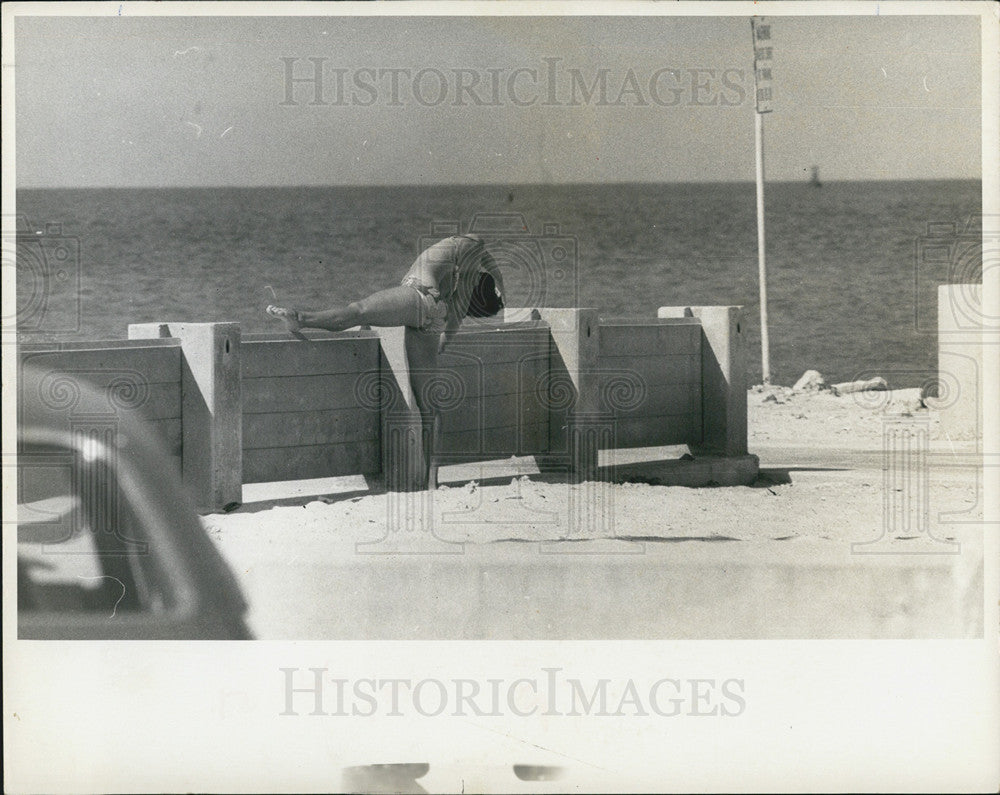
17;364;252;640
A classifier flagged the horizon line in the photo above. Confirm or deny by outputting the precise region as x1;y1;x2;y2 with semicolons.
17;176;983;191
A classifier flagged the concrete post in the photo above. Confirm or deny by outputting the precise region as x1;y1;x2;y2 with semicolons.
937;284;983;441
658;305;748;456
128;322;242;512
530;308;601;481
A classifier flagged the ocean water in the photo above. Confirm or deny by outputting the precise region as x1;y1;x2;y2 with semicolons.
16;180;981;386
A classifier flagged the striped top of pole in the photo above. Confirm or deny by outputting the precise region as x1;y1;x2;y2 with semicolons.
752;19;774;114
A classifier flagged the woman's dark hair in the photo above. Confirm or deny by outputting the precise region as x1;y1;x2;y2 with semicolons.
467;271;504;318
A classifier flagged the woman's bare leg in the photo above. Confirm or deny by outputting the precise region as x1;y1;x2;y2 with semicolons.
267;286;422;333
405;327;442;489
267;289;443;487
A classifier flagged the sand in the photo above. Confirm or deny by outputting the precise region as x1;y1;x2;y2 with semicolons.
205;384;980;547
202;384;984;638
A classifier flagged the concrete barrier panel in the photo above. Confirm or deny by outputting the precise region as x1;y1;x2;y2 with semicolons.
19;340;184;474
244;440;379;484
30;303;758;493
659;305;749;456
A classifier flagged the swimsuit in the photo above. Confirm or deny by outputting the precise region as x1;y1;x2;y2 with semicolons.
400;276;448;334
400;235;484;334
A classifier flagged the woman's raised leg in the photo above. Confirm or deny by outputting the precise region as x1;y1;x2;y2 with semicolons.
267;286;422;333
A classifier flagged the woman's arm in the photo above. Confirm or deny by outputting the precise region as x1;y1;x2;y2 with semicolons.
481;252;505;307
439;291;468;354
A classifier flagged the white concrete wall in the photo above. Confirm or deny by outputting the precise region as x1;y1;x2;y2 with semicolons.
21;306;751;504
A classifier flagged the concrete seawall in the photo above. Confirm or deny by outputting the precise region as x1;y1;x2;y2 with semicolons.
20;306;760;511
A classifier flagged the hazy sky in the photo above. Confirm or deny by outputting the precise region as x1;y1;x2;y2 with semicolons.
14;13;982;187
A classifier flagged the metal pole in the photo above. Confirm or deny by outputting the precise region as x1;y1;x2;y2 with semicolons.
754;109;771;384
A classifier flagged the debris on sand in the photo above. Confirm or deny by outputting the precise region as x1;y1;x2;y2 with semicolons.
757;384;794;404
883;388;928;416
793;370;828;392
831;376;888;396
